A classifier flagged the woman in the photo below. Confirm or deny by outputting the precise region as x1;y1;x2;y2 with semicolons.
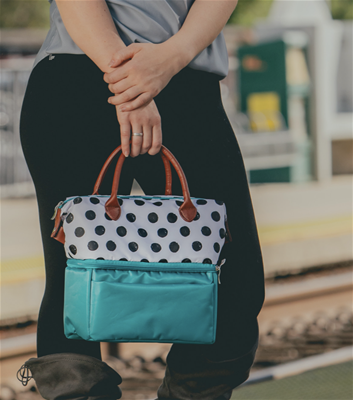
17;0;265;399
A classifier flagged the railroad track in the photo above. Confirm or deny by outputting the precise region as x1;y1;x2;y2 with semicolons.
1;265;352;400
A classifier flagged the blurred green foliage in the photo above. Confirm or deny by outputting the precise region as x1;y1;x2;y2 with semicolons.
229;0;274;26
0;0;351;29
331;0;353;20
229;0;353;26
0;0;50;28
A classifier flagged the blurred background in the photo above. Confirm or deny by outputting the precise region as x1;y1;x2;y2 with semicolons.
0;0;352;399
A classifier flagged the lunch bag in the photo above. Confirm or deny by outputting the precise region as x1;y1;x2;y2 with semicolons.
51;143;232;344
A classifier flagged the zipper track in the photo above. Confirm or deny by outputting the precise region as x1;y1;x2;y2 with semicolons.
58;194;221;208
67;259;218;273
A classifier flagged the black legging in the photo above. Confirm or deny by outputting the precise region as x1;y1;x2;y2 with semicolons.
19;53;265;398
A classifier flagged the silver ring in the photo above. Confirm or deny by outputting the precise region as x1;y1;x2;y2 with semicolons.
132;132;143;136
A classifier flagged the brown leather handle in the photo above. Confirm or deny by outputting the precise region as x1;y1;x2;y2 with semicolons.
104;144;197;222
93;140;172;196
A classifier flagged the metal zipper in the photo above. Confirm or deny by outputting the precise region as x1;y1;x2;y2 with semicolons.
49;54;55;60
215;258;226;284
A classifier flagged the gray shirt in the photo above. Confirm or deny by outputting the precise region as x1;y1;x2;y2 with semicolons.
32;0;229;79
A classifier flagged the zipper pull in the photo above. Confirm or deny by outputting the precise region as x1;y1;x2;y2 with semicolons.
215;258;226;284
51;201;64;220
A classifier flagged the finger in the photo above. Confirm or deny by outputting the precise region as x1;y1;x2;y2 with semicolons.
140;124;153;155
108;47;135;68
130;124;144;158
148;121;162;156
108;86;142;107
116;110;131;157
103;65;129;85
118;92;154;112
108;77;131;95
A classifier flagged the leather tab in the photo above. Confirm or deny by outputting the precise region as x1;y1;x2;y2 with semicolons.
224;218;233;244
50;208;66;244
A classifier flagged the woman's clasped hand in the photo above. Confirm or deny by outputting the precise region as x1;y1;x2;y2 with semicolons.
103;42;187;158
103;42;184;111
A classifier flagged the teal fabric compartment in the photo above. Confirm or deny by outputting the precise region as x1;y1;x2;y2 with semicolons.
64;259;218;344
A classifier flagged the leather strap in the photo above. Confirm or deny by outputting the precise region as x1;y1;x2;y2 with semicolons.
51;142;232;244
93;140;172;196
104;144;197;222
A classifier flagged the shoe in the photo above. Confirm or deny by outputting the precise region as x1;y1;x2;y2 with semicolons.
17;352;122;400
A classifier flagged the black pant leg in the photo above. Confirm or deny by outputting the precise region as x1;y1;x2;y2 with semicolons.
19;54;135;358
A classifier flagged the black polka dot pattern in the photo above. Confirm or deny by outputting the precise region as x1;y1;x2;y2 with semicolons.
88;241;98;251
95;226;105;236
158;228;168;238
138;228;147;237
117;226;127;237
180;226;190;237
192;241;202;251
106;241;116;251
196;199;207;205
151;243;161;252
126;213;136;223
167;213;177;223
201;226;211;236
211;211;220;222
129;242;138;252
85;211;96;220
61;195;228;263
75;227;85;237
169;242;179;253
148;212;158;223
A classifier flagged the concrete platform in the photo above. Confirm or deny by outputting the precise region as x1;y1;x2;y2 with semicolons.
232;359;353;399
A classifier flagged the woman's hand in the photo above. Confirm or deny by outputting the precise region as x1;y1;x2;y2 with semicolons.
116;99;162;158
103;42;187;112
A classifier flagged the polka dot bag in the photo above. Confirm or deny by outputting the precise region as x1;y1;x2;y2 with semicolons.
51;143;232;344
